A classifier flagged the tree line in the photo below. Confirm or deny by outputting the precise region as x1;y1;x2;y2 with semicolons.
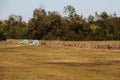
0;5;120;41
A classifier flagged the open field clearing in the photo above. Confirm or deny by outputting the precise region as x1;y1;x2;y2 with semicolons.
0;40;120;80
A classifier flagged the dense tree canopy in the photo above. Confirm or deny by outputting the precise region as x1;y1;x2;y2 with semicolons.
0;5;120;41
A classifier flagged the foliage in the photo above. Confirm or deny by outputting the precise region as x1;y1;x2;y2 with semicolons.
0;5;120;41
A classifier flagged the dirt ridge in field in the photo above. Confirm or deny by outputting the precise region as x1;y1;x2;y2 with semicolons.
44;60;120;66
40;41;120;50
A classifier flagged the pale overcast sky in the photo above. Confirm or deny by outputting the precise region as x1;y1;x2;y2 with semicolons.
0;0;120;21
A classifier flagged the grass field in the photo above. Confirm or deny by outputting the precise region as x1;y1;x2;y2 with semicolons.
0;40;120;80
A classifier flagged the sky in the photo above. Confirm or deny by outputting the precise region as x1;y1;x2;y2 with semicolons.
0;0;120;21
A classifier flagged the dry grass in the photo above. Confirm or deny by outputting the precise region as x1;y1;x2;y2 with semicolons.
0;40;120;80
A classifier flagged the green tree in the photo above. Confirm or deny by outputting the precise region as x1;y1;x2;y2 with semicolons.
0;21;6;41
64;5;76;21
27;8;47;39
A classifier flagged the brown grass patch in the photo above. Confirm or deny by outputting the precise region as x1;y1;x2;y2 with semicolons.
0;61;30;67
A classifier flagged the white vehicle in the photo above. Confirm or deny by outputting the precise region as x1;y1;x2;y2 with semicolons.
18;39;28;44
30;40;39;46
